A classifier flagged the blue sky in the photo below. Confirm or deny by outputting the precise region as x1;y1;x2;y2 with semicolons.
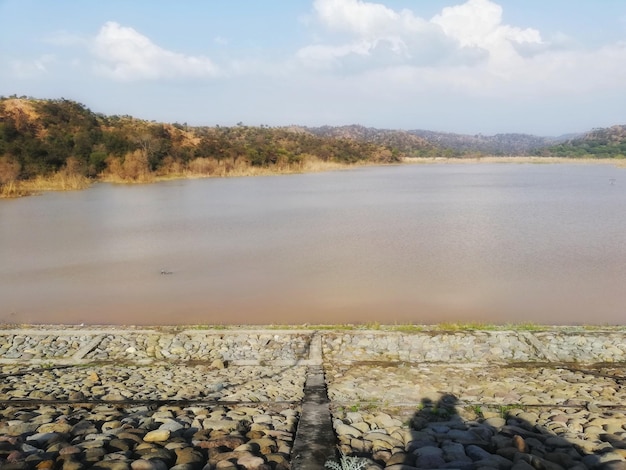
1;0;626;135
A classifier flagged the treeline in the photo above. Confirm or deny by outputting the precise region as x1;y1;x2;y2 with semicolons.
537;125;626;158
0;97;403;193
305;124;456;157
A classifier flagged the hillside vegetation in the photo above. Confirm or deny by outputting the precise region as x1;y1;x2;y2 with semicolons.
305;125;453;158
2;96;625;197
409;129;567;155
539;125;626;158
0;97;412;197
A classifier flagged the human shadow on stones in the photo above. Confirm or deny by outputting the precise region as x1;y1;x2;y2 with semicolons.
335;393;626;470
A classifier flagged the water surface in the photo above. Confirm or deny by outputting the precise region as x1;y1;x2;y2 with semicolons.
1;163;625;325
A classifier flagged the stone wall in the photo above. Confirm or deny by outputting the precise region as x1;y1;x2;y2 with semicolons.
1;327;625;365
321;330;626;364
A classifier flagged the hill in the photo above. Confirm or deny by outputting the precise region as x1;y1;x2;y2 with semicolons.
306;125;575;156
2;96;624;197
0;96;404;196
408;129;570;155
539;125;626;158
304;125;453;157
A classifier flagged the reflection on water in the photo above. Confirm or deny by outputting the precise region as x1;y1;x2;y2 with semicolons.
1;164;625;325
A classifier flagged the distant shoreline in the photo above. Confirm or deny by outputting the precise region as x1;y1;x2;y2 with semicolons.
2;156;624;199
402;155;626;166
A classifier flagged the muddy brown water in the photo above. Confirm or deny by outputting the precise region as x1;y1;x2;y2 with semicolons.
1;164;625;325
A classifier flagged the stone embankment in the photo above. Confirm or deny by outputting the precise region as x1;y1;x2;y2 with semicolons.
1;326;625;470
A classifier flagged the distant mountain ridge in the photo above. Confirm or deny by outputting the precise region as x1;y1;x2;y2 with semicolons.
304;124;578;156
408;129;574;155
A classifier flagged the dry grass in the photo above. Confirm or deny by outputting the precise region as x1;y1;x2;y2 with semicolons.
178;155;370;180
1;155;369;198
5;154;624;199
0;181;30;198
0;172;91;198
23;173;91;191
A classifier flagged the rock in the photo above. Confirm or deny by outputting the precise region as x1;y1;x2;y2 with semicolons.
511;462;535;470
512;435;528;453
84;447;108;462
415;454;446;468
237;454;265;469
202;420;238;432
175;447;204;466
59;445;82;456
369;413;402;429
386;452;417;467
143;430;171;443
466;445;493;461
69;391;86;401
247;438;277;454
442;442;470;462
91;462;131;470
194;436;246;450
62;460;86;470
134;448;174;464
345;412;363;424
36;460;56;470
131;461;169;470
215;461;238;470
159;420;185;434
385;465;420;470
333;419;363;437
484;417;507;429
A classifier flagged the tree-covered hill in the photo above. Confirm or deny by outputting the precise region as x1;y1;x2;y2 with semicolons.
0;97;405;193
539;125;626;158
408;129;569;156
305;124;449;157
2;96;624;197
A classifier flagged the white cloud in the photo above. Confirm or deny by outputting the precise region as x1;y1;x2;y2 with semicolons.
302;0;544;69
93;21;220;81
296;0;472;72
431;0;543;71
298;0;501;70
313;0;404;37
295;0;626;105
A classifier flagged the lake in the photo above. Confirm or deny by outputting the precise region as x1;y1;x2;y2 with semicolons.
1;163;625;325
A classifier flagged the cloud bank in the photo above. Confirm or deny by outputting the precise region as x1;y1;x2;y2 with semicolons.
6;0;625;133
296;0;626;99
93;21;220;81
81;0;626;100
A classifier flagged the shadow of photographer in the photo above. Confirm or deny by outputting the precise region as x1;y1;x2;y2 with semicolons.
339;393;626;470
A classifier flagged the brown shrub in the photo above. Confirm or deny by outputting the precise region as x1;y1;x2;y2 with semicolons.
0;155;21;185
105;150;153;182
188;157;219;175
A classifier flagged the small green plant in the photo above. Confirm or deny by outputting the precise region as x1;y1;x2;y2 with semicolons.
466;405;483;418
498;404;524;418
325;451;368;470
430;405;451;419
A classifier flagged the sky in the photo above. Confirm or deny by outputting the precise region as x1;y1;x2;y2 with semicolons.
1;0;626;136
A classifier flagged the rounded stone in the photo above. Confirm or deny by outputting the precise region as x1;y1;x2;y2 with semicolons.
143;430;171;443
